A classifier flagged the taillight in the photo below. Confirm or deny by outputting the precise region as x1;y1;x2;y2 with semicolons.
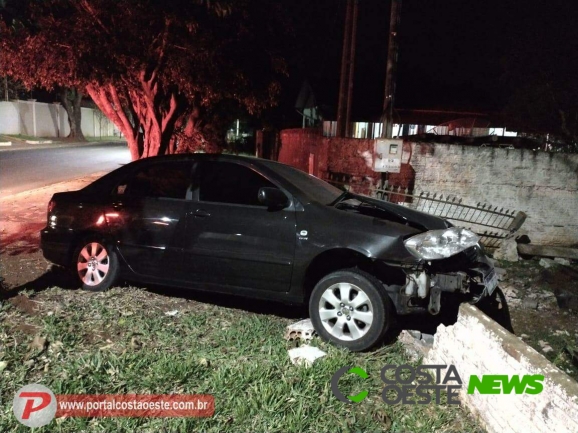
47;200;56;226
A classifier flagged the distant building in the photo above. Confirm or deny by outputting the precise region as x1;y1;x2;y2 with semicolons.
295;80;518;139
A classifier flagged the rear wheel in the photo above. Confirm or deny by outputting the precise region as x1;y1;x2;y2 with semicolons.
309;269;394;351
74;240;119;292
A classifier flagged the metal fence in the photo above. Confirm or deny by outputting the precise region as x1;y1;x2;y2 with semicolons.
373;185;526;248
323;172;526;249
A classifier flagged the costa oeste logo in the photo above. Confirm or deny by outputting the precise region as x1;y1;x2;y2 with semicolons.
13;384;57;428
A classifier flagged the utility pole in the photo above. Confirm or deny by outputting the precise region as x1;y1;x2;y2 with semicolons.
336;0;354;138
381;0;402;138
345;0;359;138
3;76;8;101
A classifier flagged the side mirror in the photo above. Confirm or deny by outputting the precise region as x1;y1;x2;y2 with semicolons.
258;187;289;209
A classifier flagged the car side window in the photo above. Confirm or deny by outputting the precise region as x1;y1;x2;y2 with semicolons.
116;161;193;200
199;161;277;206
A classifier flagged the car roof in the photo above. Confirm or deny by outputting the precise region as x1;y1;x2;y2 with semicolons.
134;153;285;166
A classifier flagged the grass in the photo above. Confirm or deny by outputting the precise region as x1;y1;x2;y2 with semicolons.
86;136;126;142
2;134;52;141
0;286;482;432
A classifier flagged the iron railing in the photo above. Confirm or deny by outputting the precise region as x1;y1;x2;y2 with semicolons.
374;185;526;248
323;173;526;249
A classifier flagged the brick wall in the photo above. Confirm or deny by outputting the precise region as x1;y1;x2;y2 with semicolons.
425;304;578;433
277;130;578;246
278;129;329;178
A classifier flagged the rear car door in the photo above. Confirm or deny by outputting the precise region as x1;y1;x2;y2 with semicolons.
183;160;296;292
105;160;193;278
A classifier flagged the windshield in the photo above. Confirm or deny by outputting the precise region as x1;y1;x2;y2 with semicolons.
268;163;344;205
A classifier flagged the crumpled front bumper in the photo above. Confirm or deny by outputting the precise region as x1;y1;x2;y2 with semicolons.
393;244;498;315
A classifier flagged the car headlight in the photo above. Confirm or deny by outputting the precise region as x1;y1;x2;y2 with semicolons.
404;227;480;260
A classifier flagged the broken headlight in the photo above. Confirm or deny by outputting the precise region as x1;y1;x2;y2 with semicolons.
404;227;480;260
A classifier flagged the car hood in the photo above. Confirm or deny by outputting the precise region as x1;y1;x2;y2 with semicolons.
340;193;449;232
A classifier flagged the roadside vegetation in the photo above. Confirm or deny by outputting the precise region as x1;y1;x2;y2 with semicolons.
0;284;482;432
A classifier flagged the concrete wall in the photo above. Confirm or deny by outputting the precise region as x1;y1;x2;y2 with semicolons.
406;143;578;247
277;130;578;246
0;101;20;134
425;304;578;433
0;100;119;138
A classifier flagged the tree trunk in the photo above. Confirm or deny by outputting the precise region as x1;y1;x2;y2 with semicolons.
60;88;86;141
86;80;186;160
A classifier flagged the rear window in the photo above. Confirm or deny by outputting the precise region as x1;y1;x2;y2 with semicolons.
115;161;192;200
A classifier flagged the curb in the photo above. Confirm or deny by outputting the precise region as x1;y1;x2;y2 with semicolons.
0;140;127;153
25;140;53;144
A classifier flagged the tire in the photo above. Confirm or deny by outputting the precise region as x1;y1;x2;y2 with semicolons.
73;239;120;292
309;269;394;352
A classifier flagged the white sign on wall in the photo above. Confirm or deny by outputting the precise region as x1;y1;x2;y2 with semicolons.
374;139;402;173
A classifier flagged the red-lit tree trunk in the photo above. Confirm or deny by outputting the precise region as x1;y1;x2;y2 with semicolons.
86;77;184;160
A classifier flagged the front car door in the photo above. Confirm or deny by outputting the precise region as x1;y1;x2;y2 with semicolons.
105;160;193;278
183;160;296;292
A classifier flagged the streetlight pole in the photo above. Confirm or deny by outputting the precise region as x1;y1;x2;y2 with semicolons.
337;0;354;138
381;0;402;139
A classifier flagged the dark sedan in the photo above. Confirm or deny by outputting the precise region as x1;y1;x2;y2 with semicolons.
41;154;497;351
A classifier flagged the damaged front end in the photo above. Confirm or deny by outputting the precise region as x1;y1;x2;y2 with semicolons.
392;227;497;315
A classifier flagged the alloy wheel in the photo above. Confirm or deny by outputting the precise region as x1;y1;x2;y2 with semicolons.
318;282;374;341
77;242;110;286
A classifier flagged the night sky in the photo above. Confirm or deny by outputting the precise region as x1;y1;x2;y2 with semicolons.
277;0;578;125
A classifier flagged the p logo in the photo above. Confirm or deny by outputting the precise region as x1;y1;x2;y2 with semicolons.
13;384;57;428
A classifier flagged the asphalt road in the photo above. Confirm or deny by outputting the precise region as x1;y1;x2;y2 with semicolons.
0;142;131;197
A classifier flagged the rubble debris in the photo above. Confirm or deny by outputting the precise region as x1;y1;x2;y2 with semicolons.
553;330;570;336
398;330;433;360
554;258;571;266
284;319;315;342
521;298;539;310
538;340;553;353
493;238;519;262
539;258;556;269
287;345;326;367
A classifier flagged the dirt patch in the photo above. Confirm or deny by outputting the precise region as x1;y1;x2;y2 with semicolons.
8;294;40;315
497;258;578;380
0;222;44;255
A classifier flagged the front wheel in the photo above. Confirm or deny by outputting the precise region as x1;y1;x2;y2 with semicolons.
309;269;394;351
74;240;119;292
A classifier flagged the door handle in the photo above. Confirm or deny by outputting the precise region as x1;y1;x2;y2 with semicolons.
194;209;211;218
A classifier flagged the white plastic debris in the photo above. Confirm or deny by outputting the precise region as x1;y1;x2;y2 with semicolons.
284;319;315;341
164;310;179;317
288;345;327;367
0;361;7;373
